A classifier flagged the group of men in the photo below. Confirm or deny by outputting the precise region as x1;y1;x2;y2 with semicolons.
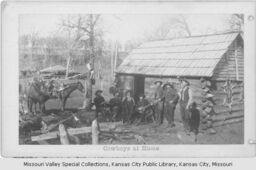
93;78;200;135
154;79;199;134
93;89;150;124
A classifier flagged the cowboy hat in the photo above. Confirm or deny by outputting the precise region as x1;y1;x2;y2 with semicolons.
200;77;206;82
182;79;190;86
95;90;103;95
163;82;174;89
154;80;163;85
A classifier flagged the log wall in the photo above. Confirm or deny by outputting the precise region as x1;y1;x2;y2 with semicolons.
212;35;244;81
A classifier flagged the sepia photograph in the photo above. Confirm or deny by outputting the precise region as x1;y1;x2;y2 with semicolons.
18;13;245;145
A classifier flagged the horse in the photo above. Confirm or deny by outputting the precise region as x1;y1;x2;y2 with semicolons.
27;82;52;114
56;81;85;111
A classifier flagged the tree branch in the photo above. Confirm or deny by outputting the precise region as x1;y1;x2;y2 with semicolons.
180;15;191;37
93;14;101;26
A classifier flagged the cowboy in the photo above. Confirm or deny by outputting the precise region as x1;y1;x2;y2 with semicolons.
93;90;105;118
153;80;164;124
122;90;135;124
200;77;212;92
132;94;150;124
179;79;193;133
162;82;179;127
109;92;122;121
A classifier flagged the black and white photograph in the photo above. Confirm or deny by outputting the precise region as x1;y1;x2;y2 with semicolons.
18;14;245;145
1;1;256;159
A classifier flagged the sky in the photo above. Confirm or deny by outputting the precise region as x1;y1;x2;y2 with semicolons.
20;14;232;45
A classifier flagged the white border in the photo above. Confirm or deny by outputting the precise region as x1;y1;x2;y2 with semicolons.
1;1;256;157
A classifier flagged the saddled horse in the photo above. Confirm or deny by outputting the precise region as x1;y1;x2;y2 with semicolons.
56;81;85;111
27;82;52;114
27;80;84;113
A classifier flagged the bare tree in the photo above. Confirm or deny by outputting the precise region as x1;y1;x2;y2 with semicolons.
228;14;244;31
61;14;101;110
178;15;191;36
146;15;192;41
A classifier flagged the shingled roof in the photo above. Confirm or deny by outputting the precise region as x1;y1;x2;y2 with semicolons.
117;32;242;77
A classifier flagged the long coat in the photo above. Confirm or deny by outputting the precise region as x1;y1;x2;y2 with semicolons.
154;86;164;123
163;88;179;124
122;97;135;123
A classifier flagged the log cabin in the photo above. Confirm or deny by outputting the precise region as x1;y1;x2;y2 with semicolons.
116;31;244;119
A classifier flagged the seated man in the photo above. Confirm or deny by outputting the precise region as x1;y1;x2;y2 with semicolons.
132;94;150;125
93;90;106;118
109;92;122;121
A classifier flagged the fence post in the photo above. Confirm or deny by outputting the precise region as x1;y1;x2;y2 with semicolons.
59;124;70;145
91;119;99;144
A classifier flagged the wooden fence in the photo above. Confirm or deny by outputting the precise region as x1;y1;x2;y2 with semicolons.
31;120;123;145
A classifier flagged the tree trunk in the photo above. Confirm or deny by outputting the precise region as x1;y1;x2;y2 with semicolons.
84;78;92;110
84;14;95;110
66;54;71;78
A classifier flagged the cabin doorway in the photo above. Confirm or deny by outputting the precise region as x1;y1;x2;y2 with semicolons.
134;75;145;102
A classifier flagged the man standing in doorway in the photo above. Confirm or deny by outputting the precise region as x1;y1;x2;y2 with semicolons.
154;80;164;124
179;79;193;133
162;82;179;128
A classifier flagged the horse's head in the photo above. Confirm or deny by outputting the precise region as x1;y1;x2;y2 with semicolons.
77;81;85;93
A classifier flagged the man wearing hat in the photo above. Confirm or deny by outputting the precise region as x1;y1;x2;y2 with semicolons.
122;90;135;124
133;93;150;124
179;79;193;132
93;90;106;118
153;80;164;124
109;92;122;121
162;82;179;127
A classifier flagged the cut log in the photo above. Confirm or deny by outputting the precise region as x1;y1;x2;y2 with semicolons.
100;131;122;141
67;127;92;135
212;111;244;122
59;124;70;145
215;108;244;115
214;104;244;113
31;131;58;141
213;117;244;127
99;121;123;131
45;115;73;133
